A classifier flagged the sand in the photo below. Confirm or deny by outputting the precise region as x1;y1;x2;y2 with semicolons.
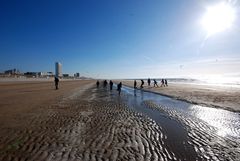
0;80;92;159
0;80;177;160
0;80;239;160
116;80;240;112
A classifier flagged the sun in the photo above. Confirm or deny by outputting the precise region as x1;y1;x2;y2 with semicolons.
201;3;235;36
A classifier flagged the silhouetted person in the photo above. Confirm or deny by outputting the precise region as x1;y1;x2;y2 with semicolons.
140;79;144;88
153;79;158;87
109;80;113;90
161;79;165;87
134;80;137;89
96;80;100;88
54;77;59;90
103;80;108;87
165;79;168;86
117;82;122;95
147;78;151;86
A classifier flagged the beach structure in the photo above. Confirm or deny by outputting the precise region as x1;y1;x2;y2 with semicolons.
63;74;69;78
38;72;54;77
23;72;54;78
4;68;20;75
55;62;62;78
74;73;80;78
24;72;38;77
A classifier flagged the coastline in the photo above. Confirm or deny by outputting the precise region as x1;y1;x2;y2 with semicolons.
1;78;239;112
115;80;240;113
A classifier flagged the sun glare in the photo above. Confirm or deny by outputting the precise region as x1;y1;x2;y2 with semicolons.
201;3;235;36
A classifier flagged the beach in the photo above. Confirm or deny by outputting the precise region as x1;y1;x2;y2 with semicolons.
0;80;92;159
117;80;240;112
0;80;183;160
2;0;240;160
0;80;239;160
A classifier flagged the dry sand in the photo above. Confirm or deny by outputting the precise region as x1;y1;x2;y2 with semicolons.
117;80;240;112
0;80;177;160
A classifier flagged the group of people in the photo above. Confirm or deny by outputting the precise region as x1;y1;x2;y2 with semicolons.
160;79;168;87
55;77;168;92
96;78;168;95
96;80;122;95
134;78;168;89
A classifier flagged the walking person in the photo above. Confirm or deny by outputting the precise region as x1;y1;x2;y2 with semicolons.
140;79;144;88
103;80;108;87
153;79;158;87
161;79;165;87
54;77;59;90
165;79;168;86
134;80;137;89
117;82;122;95
96;80;100;88
147;78;151;86
109;80;113;90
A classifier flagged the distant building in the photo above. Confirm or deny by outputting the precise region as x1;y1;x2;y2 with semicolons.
47;72;54;76
55;62;62;78
24;72;38;77
38;72;54;77
63;74;69;78
4;68;20;75
74;73;80;78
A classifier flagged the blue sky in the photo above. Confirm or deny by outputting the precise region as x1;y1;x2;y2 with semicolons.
0;0;239;79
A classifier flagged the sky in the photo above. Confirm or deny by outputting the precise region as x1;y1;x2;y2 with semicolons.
0;0;240;79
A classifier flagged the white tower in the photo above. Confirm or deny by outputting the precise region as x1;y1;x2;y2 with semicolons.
55;62;62;78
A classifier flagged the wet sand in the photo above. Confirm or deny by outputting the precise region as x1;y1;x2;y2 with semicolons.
0;80;239;160
117;80;240;112
0;80;179;160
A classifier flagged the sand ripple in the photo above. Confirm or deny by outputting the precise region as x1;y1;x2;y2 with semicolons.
0;87;176;161
1;85;239;160
142;100;240;161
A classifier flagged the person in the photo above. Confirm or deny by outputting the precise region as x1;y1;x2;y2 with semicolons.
96;80;100;88
134;80;137;89
109;80;113;90
103;80;108;87
161;79;165;87
153;79;158;87
54;77;59;90
147;78;151;86
165;79;168;86
117;82;122;95
140;79;144;88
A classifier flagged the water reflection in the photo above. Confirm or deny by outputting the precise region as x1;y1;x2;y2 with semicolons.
121;85;240;140
189;105;240;138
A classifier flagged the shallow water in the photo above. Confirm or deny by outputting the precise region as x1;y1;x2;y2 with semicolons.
95;85;240;160
121;86;240;139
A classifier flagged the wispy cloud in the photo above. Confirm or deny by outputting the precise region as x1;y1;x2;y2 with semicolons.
142;55;154;63
191;57;240;65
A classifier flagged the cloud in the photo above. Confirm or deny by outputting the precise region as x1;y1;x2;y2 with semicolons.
191;57;240;65
142;55;154;63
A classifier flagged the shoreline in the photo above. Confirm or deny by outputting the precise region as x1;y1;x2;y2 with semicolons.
1;78;239;113
115;80;240;113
